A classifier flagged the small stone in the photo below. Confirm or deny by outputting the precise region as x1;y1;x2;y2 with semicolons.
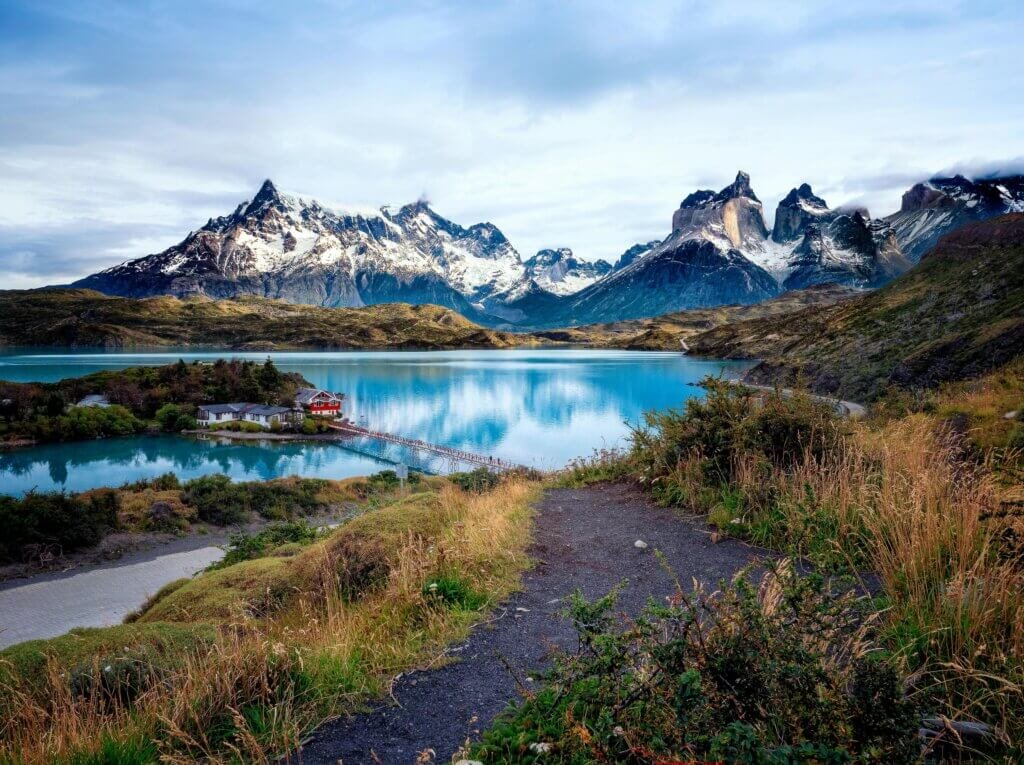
1004;410;1019;420
634;539;648;550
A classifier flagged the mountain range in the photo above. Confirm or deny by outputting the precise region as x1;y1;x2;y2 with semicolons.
72;172;1024;328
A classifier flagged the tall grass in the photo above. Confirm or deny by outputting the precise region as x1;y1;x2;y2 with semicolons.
599;378;1024;755
0;479;538;763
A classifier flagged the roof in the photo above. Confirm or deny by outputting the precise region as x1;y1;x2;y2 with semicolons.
77;394;110;406
198;403;248;414
295;387;343;405
246;405;292;416
198;402;291;416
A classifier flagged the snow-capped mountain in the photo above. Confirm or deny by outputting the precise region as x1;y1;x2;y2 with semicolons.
553;235;781;327
768;183;909;290
612;241;660;271
522;248;612;295
74;180;525;322
70;171;1022;331
884;175;1024;263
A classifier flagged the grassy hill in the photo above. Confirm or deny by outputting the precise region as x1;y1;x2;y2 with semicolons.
688;214;1024;400
0;289;525;350
536;284;857;350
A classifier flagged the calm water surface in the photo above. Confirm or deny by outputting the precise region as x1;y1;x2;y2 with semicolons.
0;349;753;495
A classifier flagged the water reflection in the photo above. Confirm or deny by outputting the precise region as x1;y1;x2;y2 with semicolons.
0;350;753;495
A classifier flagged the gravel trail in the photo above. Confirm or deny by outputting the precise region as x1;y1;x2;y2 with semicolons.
296;483;765;764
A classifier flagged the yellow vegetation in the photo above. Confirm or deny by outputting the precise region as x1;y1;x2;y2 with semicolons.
0;478;539;763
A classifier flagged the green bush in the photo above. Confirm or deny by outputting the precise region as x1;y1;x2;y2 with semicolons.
367;469;401;492
211;520;322;570
209;420;266;433
154;403;197;432
180;474;248;525
422;574;487;611
1008;421;1024;450
474;564;919;764
0;490;119;564
449;466;500;493
180;475;329;526
24;404;145;443
121;472;181;492
629;378;845;504
301;416;332;435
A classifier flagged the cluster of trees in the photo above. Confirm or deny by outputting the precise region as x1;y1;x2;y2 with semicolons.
0;359;307;444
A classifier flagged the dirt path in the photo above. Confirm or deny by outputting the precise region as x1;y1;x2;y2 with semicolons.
295;483;767;764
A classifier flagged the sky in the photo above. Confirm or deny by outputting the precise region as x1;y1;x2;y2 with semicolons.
1;0;1023;288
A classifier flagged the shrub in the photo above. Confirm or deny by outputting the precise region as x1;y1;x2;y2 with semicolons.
367;469;401;492
121;472;181;492
23;404;145;442
212;521;322;569
0;490;119;564
301;416;332;435
180;475;330;526
209;420;266;433
154;403;197;432
630;378;844;494
449;466;500;493
181;474;248;525
422;574;487;611
474;563;920;764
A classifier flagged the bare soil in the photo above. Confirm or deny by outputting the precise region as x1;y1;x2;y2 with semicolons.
295;483;768;764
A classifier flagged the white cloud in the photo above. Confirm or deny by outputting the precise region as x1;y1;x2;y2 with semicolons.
0;0;1022;286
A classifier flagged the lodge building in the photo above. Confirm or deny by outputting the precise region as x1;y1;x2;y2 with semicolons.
196;388;345;428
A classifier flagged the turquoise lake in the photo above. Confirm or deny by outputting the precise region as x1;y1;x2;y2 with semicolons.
0;349;753;495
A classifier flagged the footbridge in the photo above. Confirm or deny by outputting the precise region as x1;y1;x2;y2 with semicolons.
327;422;526;472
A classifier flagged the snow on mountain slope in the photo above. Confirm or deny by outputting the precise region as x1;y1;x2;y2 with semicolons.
522;248;612;296
885;175;1024;263
75;180;524;320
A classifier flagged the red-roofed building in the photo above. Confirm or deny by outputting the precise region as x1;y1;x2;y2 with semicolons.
295;388;345;417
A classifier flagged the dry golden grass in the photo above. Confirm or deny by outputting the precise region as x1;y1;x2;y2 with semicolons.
705;413;1024;745
0;479;538;763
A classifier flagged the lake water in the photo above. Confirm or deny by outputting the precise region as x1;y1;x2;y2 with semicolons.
0;349;753;495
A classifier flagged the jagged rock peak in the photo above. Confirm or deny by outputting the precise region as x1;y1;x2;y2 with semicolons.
672;171;768;247
241;178;285;216
614;241;660;271
779;183;827;208
526;247;574;266
678;171;759;210
900;182;953;212
722;170;759;202
771;183;833;243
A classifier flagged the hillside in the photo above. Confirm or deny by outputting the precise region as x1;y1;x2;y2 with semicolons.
537;284;857;350
0;289;524;350
689;214;1024;400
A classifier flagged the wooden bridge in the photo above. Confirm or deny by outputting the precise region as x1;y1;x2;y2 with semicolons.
327;422;526;471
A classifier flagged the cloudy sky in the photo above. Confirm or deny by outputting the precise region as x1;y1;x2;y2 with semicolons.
1;0;1022;287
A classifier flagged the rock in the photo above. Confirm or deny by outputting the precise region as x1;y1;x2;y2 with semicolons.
634;539;648;550
771;183;830;243
1004;410;1019;420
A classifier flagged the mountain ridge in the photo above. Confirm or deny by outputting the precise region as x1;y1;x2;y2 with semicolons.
70;171;1024;328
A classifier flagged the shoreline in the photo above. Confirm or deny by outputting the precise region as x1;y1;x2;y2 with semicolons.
0;506;356;589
